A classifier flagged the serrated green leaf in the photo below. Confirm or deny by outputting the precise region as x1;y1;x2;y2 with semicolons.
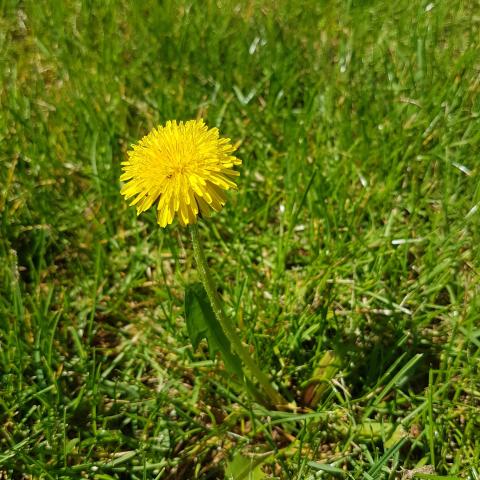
185;282;244;379
303;350;339;407
225;453;270;480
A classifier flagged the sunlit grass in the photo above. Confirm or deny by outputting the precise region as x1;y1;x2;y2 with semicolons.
0;0;479;478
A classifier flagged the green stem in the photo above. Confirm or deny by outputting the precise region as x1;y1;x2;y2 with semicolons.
189;223;285;407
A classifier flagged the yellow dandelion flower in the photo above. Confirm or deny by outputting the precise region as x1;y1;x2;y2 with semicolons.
120;119;241;227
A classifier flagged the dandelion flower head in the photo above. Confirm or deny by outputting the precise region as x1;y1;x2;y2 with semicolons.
120;119;241;227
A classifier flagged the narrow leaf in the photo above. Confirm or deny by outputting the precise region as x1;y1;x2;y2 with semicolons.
185;282;244;379
303;350;339;407
225;453;270;480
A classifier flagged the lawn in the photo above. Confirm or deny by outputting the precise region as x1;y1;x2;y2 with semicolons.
1;0;479;478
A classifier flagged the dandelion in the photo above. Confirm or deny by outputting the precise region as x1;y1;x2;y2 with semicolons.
120;119;241;227
120;120;286;407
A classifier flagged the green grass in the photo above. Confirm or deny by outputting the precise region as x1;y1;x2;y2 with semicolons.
1;0;480;478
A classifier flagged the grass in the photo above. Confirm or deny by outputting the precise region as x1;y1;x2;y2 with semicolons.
1;0;480;478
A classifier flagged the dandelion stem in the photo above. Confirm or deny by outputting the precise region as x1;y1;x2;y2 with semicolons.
189;223;285;407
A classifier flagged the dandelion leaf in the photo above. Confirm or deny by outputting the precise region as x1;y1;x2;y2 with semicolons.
185;282;244;379
225;453;270;480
